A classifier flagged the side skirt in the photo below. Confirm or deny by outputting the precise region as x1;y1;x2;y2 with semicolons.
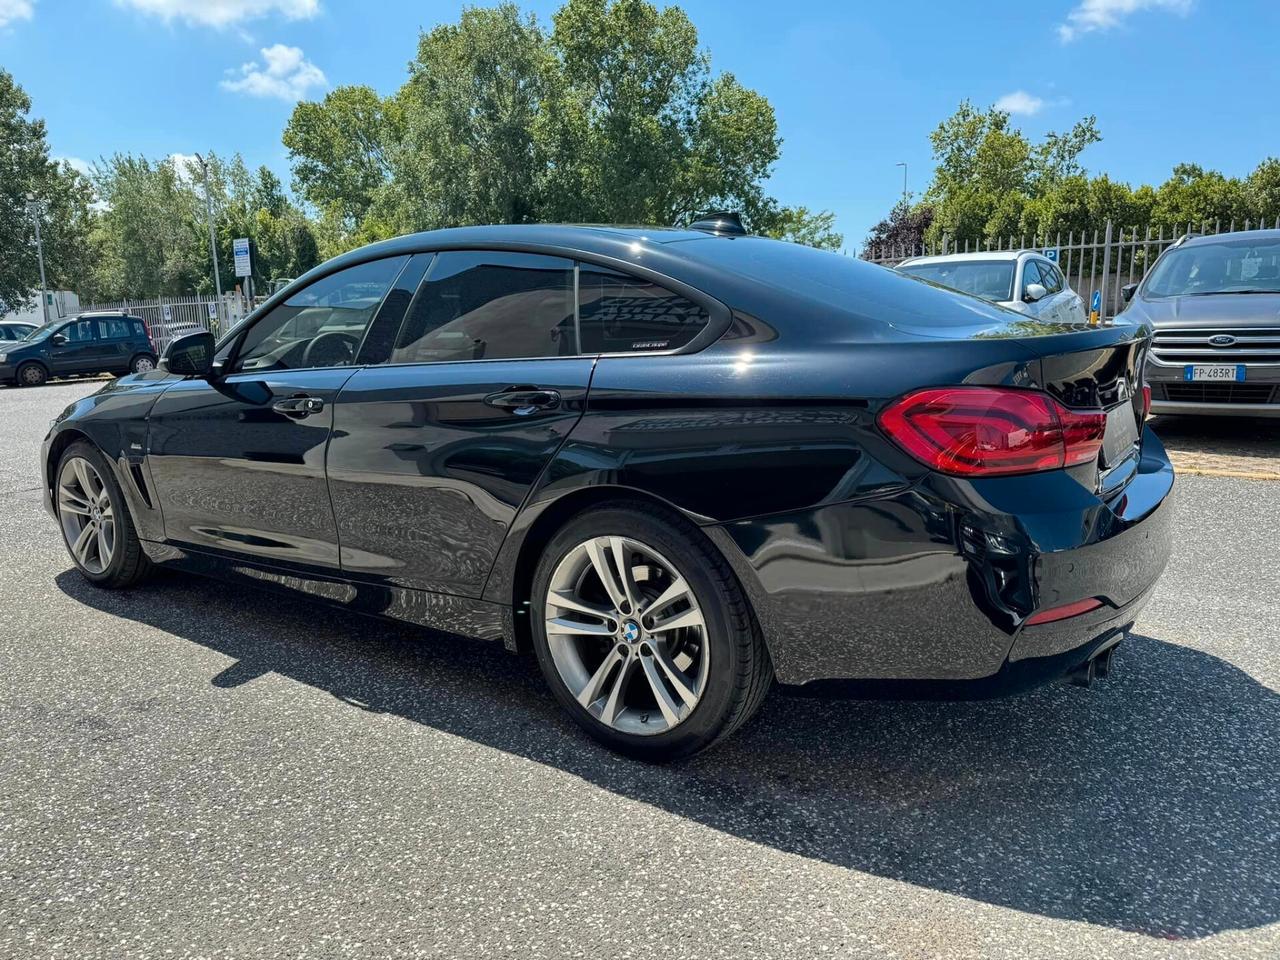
140;540;512;644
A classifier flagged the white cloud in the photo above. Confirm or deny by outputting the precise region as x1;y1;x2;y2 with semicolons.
995;90;1045;116
220;44;326;101
114;0;318;29
168;152;202;183
1058;0;1192;42
54;155;93;176
0;0;34;29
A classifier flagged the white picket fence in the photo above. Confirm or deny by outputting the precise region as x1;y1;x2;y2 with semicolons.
78;293;248;355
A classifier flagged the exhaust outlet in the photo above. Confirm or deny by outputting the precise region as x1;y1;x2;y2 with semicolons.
1066;638;1121;688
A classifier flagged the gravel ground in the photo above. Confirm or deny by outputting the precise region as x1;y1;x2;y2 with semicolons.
1;380;1277;960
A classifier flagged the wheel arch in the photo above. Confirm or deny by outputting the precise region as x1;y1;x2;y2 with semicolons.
498;484;765;658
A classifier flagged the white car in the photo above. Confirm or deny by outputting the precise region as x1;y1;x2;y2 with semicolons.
897;250;1086;325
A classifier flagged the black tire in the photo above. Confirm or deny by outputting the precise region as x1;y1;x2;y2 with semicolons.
530;501;772;761
56;441;152;589
128;354;157;375
16;361;48;387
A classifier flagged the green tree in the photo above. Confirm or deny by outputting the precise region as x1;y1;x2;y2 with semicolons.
283;85;398;236
386;3;548;232
763;206;843;250
1151;163;1249;230
1245;158;1280;220
0;69;96;310
282;0;836;251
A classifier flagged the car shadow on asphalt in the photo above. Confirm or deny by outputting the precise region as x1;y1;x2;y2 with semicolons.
56;568;1279;941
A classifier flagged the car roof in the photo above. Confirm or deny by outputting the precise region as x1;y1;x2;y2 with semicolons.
1181;228;1280;246
898;250;1043;266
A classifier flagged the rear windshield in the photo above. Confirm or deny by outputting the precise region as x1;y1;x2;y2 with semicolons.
897;260;1016;302
1144;237;1280;297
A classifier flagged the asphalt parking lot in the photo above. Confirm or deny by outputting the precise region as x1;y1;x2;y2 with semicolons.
1;380;1277;960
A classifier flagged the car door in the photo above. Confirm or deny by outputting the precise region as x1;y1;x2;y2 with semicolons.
145;255;412;572
46;319;98;373
327;250;595;597
96;316;135;372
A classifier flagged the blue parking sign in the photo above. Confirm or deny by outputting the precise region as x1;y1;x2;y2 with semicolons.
1043;248;1059;263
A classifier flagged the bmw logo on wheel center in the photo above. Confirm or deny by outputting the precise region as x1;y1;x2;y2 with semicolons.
622;621;641;643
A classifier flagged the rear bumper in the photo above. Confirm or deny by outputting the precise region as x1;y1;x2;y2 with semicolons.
707;427;1175;689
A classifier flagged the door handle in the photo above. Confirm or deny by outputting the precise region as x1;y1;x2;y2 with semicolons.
484;387;562;416
271;395;325;419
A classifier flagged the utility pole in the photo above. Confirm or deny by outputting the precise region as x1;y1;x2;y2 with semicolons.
26;195;49;324
195;153;223;301
895;162;908;206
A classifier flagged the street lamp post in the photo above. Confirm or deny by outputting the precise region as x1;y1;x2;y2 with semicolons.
194;153;223;301
895;162;908;206
26;196;49;324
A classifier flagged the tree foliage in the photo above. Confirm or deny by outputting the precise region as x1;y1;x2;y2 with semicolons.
284;0;841;251
0;69;96;310
88;153;320;300
875;99;1280;252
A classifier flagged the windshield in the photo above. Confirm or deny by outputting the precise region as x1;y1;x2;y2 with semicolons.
897;260;1015;302
20;319;65;342
1144;238;1280;296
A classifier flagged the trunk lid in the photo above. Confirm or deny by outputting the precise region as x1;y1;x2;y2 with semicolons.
889;313;1153;495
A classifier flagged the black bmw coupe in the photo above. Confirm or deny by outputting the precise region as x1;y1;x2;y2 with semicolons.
42;220;1174;759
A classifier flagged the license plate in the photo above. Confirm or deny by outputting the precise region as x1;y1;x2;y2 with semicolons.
1184;364;1245;382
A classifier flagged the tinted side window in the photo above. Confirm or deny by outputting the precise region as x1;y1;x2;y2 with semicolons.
131;320;148;339
63;320;96;343
1039;262;1062;293
100;318;132;339
391;252;575;364
578;265;709;353
234;256;408;372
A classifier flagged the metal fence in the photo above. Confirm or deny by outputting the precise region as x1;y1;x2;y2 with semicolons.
861;216;1280;320
77;293;247;355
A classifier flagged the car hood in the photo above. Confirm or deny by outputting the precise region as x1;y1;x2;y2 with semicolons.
1126;292;1280;328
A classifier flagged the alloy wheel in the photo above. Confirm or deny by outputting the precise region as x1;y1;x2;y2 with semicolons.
133;357;155;373
57;457;116;574
544;535;710;736
21;365;44;385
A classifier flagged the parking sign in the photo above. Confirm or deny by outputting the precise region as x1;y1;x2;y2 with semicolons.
1043;248;1059;263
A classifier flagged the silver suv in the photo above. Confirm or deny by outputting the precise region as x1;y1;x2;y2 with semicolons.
897;250;1086;324
1121;230;1280;418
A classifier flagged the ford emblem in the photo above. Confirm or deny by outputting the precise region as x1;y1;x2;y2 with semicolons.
1208;334;1237;346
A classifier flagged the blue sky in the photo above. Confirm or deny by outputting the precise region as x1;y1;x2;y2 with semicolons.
3;0;1278;247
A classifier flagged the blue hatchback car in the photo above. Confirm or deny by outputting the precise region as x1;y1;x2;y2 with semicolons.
0;313;157;387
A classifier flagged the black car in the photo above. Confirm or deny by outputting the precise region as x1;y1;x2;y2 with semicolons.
41;223;1174;759
2;313;157;387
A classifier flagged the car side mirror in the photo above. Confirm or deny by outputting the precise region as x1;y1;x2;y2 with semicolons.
1024;282;1048;303
1121;282;1139;303
50;333;67;346
161;330;216;377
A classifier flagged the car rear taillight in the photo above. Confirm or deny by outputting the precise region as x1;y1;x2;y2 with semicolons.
878;387;1107;477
